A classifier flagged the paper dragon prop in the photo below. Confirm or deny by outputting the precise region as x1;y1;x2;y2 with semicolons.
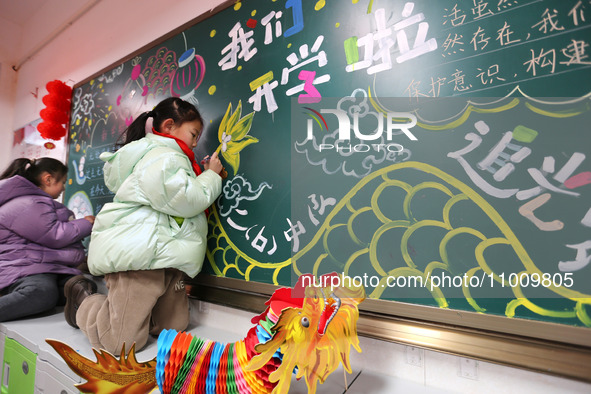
47;273;365;394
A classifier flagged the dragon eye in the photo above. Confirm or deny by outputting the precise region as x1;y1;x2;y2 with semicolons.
301;317;310;328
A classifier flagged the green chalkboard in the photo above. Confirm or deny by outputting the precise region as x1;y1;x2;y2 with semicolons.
64;0;591;328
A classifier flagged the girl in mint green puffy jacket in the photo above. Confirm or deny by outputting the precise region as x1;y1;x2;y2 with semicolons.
67;97;223;354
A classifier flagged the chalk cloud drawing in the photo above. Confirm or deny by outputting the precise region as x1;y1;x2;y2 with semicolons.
217;174;272;217
295;88;411;178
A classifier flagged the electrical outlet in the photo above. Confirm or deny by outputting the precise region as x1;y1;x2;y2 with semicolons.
458;357;478;380
405;346;423;367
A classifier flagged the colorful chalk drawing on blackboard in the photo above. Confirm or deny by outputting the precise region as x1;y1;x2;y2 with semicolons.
70;80;109;153
72;157;86;185
216;100;258;175
294;161;590;319
207;160;591;327
67;191;93;219
206;85;591;326
171;32;206;105
141;47;178;100
70;73;133;161
368;88;591;237
116;56;149;126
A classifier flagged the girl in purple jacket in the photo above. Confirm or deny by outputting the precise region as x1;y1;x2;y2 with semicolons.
0;158;95;321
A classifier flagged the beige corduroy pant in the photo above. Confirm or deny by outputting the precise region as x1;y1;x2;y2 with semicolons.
76;268;189;354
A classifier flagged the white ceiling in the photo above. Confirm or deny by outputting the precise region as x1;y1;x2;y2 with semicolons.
0;0;98;66
0;0;51;26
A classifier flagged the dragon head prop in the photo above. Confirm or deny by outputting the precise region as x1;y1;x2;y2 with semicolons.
246;272;366;393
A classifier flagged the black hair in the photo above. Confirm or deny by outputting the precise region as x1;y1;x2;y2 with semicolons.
119;97;204;146
0;157;68;185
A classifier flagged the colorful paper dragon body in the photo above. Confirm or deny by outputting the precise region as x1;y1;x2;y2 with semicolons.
47;273;365;394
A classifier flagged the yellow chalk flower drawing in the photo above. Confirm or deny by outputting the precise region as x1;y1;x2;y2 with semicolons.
217;100;258;175
46;339;156;394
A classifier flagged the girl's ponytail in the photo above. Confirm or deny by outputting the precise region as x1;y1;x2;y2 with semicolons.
118;111;152;146
0;158;31;180
0;157;68;185
116;97;202;146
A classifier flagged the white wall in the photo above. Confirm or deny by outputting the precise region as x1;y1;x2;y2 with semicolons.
0;15;21;169
1;0;227;171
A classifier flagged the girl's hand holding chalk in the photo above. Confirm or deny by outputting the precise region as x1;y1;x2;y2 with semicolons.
202;151;227;178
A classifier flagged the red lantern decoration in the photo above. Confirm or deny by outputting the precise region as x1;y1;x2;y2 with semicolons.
40;107;69;124
42;94;71;112
46;80;72;97
38;80;72;140
38;121;66;140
